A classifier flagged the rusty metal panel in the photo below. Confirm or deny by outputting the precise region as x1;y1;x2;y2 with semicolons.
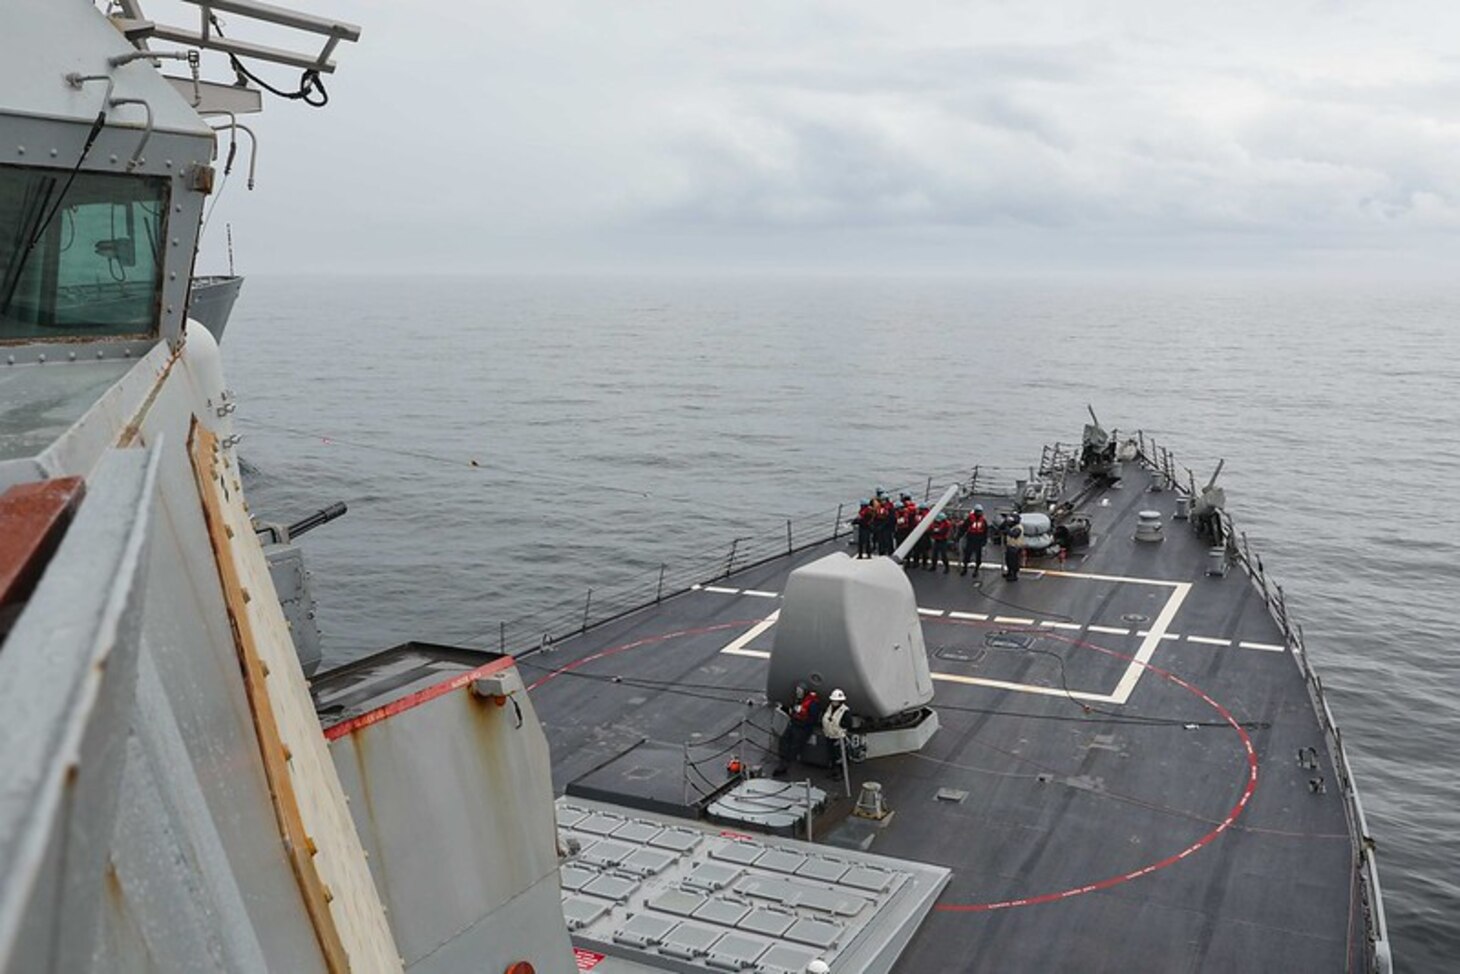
323;648;575;973
0;476;84;619
0;446;159;974
0;475;84;651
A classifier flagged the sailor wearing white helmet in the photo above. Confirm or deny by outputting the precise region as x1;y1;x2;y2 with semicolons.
822;689;853;785
821;688;850;741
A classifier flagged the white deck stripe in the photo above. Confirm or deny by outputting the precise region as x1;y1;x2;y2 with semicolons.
1109;581;1191;704
1039;568;1182;587
931;671;1111;703
743;589;780;599
1186;635;1232;647
948;611;988;621
1087;625;1130;636
719;610;780;658
1041;621;1083;631
917;608;945;617
1135;630;1181;641
993;615;1035;626
1239;640;1285;653
703;585;739;595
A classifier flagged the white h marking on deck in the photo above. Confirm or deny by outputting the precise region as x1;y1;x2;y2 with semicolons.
719;611;779;658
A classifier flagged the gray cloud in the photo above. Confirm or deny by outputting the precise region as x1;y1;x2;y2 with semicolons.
183;0;1460;275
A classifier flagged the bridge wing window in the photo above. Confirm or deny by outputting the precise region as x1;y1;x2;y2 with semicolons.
0;166;168;342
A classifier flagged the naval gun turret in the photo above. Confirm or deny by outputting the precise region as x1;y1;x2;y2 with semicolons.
767;492;949;762
1192;459;1227;543
1080;405;1118;480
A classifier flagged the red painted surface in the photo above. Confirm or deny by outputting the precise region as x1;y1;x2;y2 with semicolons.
0;476;85;614
573;947;605;970
322;654;518;741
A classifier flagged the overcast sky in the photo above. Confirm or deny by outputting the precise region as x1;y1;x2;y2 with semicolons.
181;1;1460;277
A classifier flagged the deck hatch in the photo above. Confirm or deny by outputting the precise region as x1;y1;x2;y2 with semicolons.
612;912;676;947
711;839;766;864
561;896;609;931
583;872;640;903
704;930;773;969
658;920;721;958
738;905;796;937
758;943;826;974
692;896;751;925
648;887;706;916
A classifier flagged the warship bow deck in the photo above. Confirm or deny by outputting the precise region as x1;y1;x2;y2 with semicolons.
524;455;1369;972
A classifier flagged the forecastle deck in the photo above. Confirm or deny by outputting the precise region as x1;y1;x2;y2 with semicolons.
523;454;1376;972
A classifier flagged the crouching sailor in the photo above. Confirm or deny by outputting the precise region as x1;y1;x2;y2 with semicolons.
774;682;820;777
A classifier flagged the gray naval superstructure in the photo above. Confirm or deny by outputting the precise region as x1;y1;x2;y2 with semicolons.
0;4;1390;974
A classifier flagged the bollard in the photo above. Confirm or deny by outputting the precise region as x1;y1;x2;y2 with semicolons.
1135;510;1164;543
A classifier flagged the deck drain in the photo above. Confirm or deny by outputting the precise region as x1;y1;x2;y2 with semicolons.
985;632;1036;651
934;788;968;804
934;647;985;664
1121;613;1149;624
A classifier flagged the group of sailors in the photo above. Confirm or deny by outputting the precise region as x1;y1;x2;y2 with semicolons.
851;490;993;576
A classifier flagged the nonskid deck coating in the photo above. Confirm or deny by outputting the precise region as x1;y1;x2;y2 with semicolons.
524;459;1363;972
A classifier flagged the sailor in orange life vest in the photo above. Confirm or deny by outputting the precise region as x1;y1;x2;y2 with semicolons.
909;504;933;567
873;490;895;555
853;499;875;559
773;682;821;777
893;494;915;555
929;512;954;573
959;504;989;577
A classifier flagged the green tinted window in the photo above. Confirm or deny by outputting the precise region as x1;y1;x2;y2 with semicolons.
0;166;168;342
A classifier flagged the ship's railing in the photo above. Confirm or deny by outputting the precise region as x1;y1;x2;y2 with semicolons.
1132;433;1392;974
465;470;978;658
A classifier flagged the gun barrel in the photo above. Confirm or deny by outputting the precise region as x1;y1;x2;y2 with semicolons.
286;501;348;539
1204;459;1225;492
891;484;960;565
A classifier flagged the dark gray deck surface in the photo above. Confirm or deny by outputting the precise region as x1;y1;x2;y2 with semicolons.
524;458;1363;973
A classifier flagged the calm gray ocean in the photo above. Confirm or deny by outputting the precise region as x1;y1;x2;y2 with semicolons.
228;274;1456;969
